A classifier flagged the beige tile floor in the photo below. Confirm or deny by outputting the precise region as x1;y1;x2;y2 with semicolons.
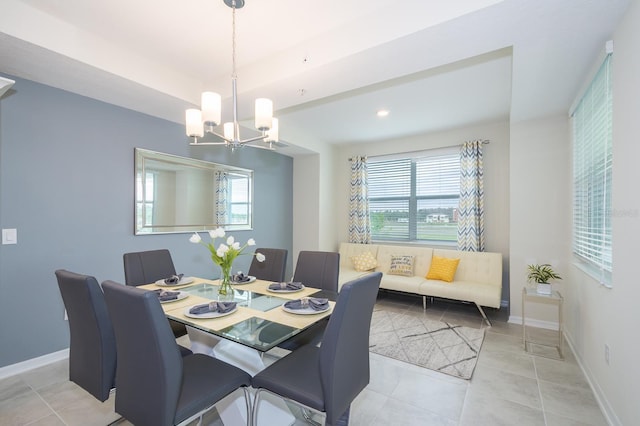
0;293;607;426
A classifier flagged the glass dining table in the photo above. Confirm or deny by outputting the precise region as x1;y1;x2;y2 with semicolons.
140;277;337;352
141;277;337;425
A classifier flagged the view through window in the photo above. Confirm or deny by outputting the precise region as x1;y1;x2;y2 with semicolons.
368;149;459;243
228;173;251;225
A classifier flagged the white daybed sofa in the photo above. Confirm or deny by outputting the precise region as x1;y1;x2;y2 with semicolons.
338;242;503;325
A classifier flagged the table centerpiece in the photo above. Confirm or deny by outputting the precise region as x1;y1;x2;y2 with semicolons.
189;228;265;296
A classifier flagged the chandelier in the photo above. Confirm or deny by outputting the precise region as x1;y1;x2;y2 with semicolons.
185;0;279;150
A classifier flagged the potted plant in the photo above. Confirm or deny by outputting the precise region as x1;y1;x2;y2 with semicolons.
527;264;562;295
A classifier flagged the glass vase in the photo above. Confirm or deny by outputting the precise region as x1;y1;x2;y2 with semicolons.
218;265;233;297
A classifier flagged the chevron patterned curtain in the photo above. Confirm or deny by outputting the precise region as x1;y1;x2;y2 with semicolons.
457;140;485;251
215;170;228;225
349;156;371;244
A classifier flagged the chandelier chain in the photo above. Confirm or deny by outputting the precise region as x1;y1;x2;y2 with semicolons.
231;3;237;79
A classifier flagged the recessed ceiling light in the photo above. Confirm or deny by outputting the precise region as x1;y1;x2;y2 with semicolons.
377;109;390;117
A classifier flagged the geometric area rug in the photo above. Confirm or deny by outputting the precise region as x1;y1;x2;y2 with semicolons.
369;307;485;380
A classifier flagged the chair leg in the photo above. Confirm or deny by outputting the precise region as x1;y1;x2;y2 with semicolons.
243;387;253;426
301;408;321;426
254;388;322;426
251;388;261;426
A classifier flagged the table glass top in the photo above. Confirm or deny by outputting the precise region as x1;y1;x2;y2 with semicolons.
157;280;337;352
217;317;299;350
180;283;288;312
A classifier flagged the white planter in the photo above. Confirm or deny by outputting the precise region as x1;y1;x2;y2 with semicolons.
536;283;552;295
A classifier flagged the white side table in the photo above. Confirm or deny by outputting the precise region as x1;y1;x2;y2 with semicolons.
522;287;564;360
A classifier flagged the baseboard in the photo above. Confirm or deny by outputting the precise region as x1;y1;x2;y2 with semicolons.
508;315;559;331
564;334;620;426
0;349;69;380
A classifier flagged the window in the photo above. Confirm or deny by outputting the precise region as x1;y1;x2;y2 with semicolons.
368;149;459;243
136;171;155;231
572;54;612;283
227;173;251;225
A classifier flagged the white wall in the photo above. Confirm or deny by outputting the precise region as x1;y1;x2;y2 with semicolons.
334;120;511;302
563;1;640;424
508;115;571;323
292;142;339;267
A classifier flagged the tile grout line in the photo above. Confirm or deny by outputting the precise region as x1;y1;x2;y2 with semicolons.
532;356;549;426
29;389;69;426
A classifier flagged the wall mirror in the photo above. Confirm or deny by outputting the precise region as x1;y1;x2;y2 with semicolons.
135;148;253;234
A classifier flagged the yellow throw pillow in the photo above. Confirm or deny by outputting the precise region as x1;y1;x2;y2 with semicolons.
388;255;414;277
426;256;460;282
351;252;378;272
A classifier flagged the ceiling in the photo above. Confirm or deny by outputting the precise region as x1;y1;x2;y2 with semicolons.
0;0;630;156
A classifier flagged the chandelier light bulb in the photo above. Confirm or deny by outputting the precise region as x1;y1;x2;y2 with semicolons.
265;118;279;142
201;92;221;126
185;109;204;137
223;122;235;141
255;98;273;131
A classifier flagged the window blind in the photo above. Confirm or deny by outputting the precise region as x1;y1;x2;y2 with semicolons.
368;151;459;242
572;54;612;281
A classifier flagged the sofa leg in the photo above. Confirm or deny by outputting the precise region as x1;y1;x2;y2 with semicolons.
475;303;492;327
422;296;427;311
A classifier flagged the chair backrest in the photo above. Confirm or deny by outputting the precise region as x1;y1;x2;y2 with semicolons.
292;250;340;291
319;271;382;424
54;269;117;402
102;280;184;426
248;248;288;282
123;249;177;286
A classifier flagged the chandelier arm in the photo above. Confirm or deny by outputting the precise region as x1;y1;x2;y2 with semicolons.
189;141;229;146
237;134;268;144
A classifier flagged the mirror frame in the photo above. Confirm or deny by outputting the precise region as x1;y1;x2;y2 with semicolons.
134;148;253;235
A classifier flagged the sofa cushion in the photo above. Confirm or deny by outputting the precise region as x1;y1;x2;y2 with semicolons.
380;274;424;294
388;255;414;276
426;256;460;282
337;269;369;291
351;251;378;272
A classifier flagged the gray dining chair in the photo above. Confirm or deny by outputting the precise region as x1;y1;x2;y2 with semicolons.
123;249;178;286
248;247;288;282
292;250;340;291
55;269;117;402
123;249;188;338
102;280;252;426
274;250;340;352
252;272;382;426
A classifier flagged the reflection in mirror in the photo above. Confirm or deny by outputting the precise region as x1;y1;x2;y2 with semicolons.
135;148;253;234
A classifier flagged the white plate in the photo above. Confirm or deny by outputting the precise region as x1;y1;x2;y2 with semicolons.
155;276;194;287
267;284;305;293
282;303;330;315
230;275;256;285
183;304;238;319
158;291;188;304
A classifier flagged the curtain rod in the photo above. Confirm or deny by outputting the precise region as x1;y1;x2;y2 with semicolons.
348;139;491;161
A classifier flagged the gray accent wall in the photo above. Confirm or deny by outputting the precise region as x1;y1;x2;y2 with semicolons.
0;76;293;367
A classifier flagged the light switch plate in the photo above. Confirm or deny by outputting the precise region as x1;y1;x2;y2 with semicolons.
2;228;17;244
